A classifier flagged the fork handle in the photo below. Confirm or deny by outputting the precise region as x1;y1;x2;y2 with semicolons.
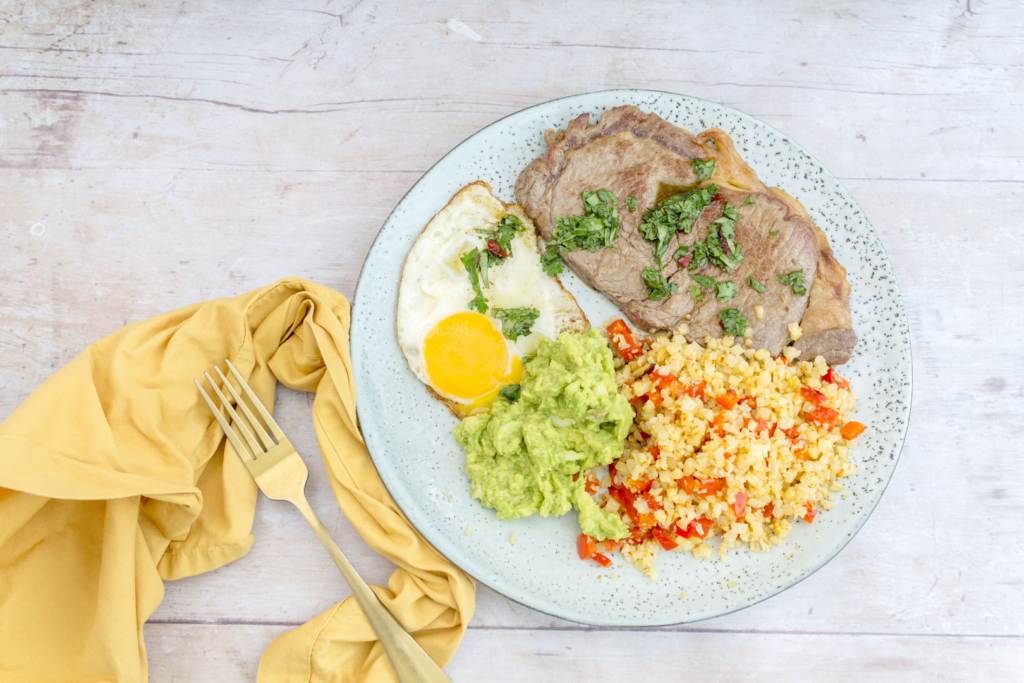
289;494;454;683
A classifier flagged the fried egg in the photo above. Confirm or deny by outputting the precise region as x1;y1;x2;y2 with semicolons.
397;181;588;417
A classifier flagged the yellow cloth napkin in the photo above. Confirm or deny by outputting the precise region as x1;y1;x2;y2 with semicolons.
0;278;475;682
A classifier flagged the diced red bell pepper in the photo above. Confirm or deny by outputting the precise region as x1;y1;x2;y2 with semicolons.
697;478;724;497
592;552;612;567
733;491;747;517
640;431;651;441
800;386;828;406
809;405;840;430
676;517;714;540
685;381;706;399
647;391;665;406
577;533;596;560
637;513;657;531
629;394;646;408
738;396;758;409
782;426;800;440
607;319;644;361
650;372;677;389
840;421;866;440
716;389;740;410
769;422;778;437
628;477;654;494
643;493;663;512
709;412;728;436
652;527;678;551
679;476;700;495
608;485;639;522
628;525;653;545
584;473;600;495
762;502;775;518
752;418;771;435
792;436;808;457
822;368;850;391
649;445;661;459
803;503;817;523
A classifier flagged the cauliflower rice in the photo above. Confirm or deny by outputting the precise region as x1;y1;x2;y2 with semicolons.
597;323;862;579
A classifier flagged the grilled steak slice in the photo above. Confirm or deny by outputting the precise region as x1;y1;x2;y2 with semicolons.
515;106;857;364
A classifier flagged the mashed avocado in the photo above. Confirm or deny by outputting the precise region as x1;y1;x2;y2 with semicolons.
453;330;632;541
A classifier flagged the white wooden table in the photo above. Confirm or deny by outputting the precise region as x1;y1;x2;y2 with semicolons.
3;1;1022;680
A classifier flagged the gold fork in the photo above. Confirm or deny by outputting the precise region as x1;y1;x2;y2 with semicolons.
195;360;453;683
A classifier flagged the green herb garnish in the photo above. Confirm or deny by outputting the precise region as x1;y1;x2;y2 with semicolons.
542;189;623;276
689;273;716;289
638;184;718;266
747;276;767;293
626;194;637;212
770;231;778;236
498;384;521;403
777;269;807;295
715;281;738;300
692;159;716;181
492;306;541;341
720;308;749;337
540;245;565;277
642;267;677;301
689;284;704;301
705;203;744;272
688;241;709;270
742;195;756;206
461;248;491;312
476;214;524;261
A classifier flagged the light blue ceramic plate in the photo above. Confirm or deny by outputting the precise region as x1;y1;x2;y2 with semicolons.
351;90;911;626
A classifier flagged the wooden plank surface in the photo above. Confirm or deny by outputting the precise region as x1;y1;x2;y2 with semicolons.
2;0;1022;679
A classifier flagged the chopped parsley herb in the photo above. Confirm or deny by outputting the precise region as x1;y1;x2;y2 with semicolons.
638;184;718;266
626;194;637;212
747;276;767;293
691;159;716;181
476;214;524;261
542;189;623;276
689;284;704;301
688;240;709;270
742;195;756;206
461;248;491;312
720;308;749;337
492;307;541;341
705;203;745;272
498;383;521;403
689;273;716;289
642;267;677;301
777;269;807;295
715;281;738;300
673;245;689;260
461;215;528;312
540;245;565;277
770;231;778;236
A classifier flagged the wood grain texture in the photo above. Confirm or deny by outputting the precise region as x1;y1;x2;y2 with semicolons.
2;0;1022;679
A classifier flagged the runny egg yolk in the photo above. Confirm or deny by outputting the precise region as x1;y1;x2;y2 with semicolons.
424;312;522;411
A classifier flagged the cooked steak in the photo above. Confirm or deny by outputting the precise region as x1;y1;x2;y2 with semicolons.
515;105;857;364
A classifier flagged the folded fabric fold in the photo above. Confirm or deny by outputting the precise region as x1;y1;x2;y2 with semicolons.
0;278;475;682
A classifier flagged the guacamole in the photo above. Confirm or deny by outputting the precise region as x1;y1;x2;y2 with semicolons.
453;330;632;541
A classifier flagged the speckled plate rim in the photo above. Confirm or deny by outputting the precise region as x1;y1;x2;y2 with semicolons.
351;89;912;627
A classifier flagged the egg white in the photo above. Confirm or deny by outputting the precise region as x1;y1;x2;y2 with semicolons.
397;181;587;409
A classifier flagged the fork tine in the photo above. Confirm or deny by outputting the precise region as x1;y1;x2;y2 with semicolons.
203;371;265;457
224;359;286;441
213;365;275;450
195;378;255;462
